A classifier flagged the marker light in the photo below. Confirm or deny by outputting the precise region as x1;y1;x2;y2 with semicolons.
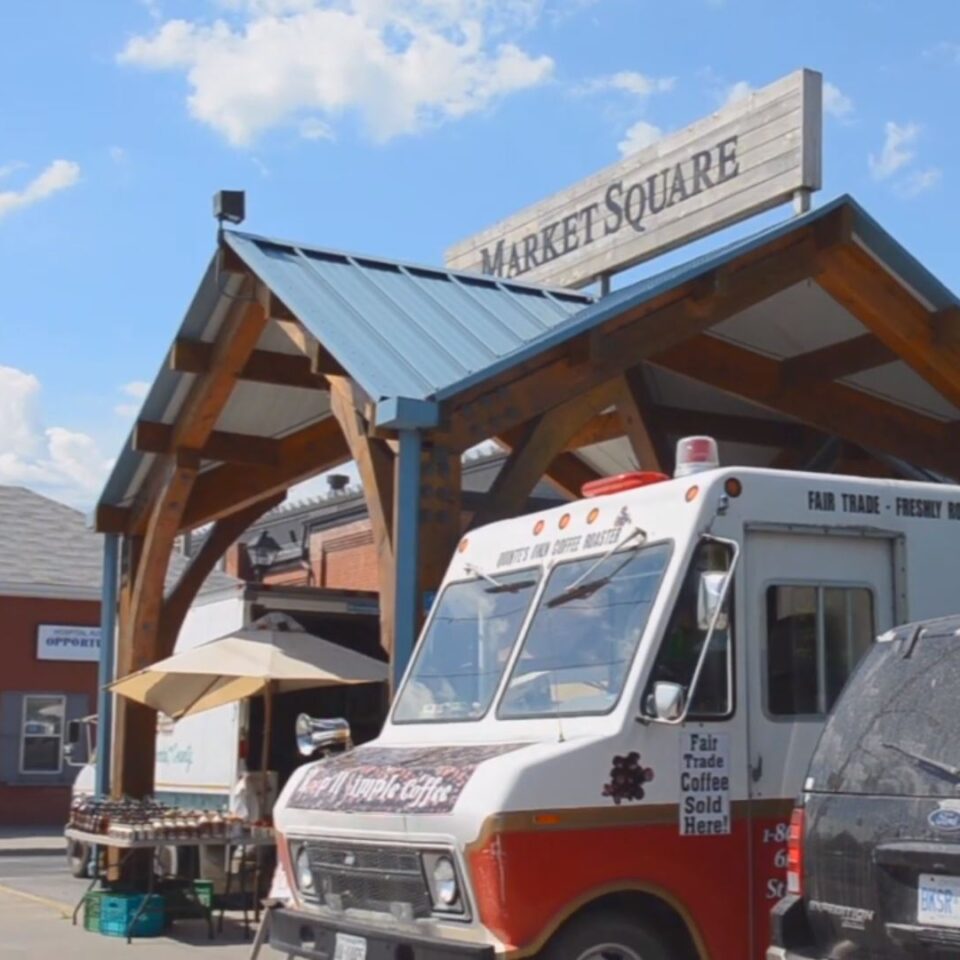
674;436;719;478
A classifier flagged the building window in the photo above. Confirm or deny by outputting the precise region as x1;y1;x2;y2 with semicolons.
766;585;874;717
20;695;65;774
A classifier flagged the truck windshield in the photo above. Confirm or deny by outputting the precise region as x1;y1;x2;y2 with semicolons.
498;543;671;718
393;568;541;723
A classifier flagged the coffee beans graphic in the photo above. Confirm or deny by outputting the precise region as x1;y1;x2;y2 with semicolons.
602;752;654;805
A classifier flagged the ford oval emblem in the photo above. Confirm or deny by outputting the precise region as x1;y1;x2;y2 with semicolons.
928;808;960;833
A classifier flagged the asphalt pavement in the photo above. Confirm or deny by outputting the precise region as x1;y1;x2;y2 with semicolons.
0;850;264;959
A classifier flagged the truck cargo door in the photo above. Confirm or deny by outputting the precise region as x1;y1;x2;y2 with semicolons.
743;528;895;957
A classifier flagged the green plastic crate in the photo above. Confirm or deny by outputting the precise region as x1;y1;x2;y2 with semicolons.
82;891;104;932
192;880;214;908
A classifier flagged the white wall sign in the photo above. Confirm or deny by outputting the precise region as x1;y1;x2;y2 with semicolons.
36;624;101;662
446;69;822;289
680;731;731;836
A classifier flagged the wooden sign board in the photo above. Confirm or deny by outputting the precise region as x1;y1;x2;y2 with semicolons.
446;69;822;289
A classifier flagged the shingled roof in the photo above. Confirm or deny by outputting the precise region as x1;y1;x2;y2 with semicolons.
0;486;239;600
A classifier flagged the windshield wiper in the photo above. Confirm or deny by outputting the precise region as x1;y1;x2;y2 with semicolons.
882;742;960;783
464;562;535;594
546;525;647;608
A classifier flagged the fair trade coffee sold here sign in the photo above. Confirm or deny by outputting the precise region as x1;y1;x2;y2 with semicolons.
446;69;822;290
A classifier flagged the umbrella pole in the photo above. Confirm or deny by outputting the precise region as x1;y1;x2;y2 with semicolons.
260;682;273;819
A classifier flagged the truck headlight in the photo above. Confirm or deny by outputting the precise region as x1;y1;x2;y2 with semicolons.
423;852;463;912
432;856;458;905
295;847;314;893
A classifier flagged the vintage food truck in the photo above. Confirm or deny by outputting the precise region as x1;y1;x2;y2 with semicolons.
270;438;960;960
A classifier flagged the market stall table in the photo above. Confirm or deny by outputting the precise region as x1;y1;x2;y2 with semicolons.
66;826;276;942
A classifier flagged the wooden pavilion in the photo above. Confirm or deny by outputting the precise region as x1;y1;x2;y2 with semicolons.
95;194;960;798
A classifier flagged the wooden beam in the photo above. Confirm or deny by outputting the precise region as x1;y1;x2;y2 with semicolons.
134;420;281;466
564;410;622;450
329;376;397;656
818;245;960;409
617;365;670;472
417;444;462;609
780;333;897;387
563;406;811;451
447;221;847;451
477;382;619;527
171;338;331;389
652;335;960;478
930;305;960;347
179;417;350;531
542;452;601;499
158;492;284;657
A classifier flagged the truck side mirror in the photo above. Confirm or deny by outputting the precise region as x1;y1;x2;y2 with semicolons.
697;571;729;631
295;714;352;758
652;681;685;722
67;720;81;745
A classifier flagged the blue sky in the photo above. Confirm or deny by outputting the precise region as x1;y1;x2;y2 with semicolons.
1;0;958;508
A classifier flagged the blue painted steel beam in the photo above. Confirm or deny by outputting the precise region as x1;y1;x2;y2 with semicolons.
95;534;119;796
393;429;422;690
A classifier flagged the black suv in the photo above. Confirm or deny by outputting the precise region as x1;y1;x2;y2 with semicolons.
769;615;960;959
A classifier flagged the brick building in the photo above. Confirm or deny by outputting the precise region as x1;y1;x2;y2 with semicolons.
223;452;567;591
0;486;103;826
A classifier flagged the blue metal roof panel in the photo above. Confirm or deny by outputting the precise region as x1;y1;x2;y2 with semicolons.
224;231;591;403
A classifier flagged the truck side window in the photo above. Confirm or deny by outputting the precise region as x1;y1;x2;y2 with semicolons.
766;585;874;717
644;539;734;718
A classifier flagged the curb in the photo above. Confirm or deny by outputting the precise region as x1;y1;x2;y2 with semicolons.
0;846;64;858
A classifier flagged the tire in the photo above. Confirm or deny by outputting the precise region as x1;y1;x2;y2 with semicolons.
541;910;674;960
67;841;89;879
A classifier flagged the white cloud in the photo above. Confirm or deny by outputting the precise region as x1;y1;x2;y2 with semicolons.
114;381;150;418
0;160;81;221
721;80;753;108
823;81;853;120
109;146;129;164
299;116;335;141
0;366;111;508
618;119;662;157
896;167;942;198
117;1;554;145
869;121;920;180
579;71;675;98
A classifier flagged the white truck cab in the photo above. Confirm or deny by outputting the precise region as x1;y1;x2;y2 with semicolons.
272;443;960;960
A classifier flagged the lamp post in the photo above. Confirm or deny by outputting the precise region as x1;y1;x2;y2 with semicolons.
248;530;281;580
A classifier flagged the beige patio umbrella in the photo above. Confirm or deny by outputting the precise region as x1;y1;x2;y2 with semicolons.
109;613;387;812
109;612;387;720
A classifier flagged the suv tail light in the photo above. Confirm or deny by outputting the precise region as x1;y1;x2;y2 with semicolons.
787;806;804;896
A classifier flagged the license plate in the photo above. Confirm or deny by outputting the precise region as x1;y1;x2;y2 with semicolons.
918;874;960;928
334;933;367;960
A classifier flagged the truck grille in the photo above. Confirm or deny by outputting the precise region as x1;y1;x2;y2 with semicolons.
304;841;432;918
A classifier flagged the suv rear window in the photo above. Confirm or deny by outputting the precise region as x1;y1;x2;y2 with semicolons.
808;619;960;796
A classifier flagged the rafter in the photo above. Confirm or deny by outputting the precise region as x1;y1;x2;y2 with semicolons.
818;245;960;409
652;335;960;478
617;366;670;472
179;417;350;531
171;338;334;388
780;333;897;387
134;420;280;466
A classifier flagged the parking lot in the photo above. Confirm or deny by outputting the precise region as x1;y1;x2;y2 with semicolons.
0;848;260;959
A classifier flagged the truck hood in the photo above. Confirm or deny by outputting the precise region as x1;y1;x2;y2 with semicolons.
283;741;531;816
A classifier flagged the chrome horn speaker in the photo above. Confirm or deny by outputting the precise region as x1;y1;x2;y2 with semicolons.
295;714;352;758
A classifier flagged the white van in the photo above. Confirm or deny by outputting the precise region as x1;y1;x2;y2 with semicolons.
270;442;959;960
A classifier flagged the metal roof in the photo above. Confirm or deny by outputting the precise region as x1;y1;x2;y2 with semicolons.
224;230;592;405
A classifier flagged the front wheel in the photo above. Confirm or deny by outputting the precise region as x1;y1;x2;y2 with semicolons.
541;911;674;960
